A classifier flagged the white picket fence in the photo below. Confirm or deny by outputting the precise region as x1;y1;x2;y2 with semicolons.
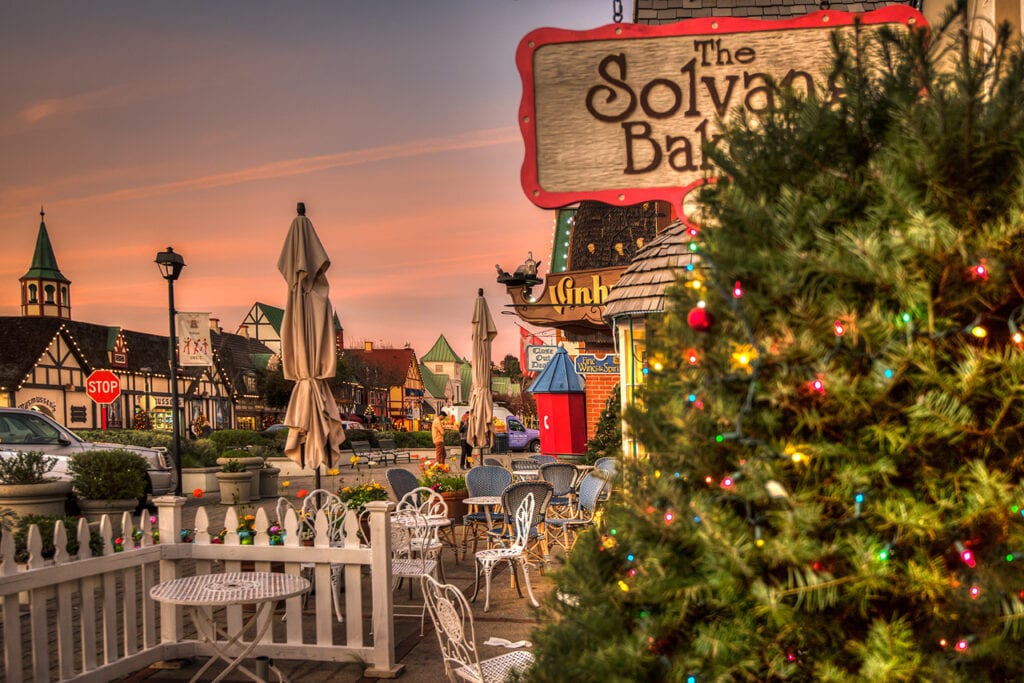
0;496;398;682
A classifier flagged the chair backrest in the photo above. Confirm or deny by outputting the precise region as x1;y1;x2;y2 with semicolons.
300;489;347;543
594;457;618;474
539;462;578;497
465;465;512;497
421;574;484;681
576;472;609;513
386;468;420;502
529;454;556;465
501;480;553;530
508;492;536;552
483;457;505;468
397;486;448;518
275;496;298;526
510;458;536;472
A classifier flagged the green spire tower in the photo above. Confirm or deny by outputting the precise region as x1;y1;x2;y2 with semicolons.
20;207;71;319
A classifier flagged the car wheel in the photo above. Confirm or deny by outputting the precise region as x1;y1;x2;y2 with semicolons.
529;440;541;453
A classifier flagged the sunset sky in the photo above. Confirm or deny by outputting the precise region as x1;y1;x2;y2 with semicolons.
0;1;622;362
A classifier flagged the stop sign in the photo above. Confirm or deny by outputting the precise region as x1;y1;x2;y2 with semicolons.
86;370;121;404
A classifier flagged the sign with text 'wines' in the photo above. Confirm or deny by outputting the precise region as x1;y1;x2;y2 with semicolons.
517;7;924;210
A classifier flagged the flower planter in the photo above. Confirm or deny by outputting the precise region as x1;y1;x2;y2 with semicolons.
78;498;137;525
0;481;73;518
216;456;264;501
216;471;252;505
259;466;280;499
440;490;469;523
181;467;220;495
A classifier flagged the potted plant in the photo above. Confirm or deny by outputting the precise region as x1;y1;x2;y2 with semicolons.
216;449;264;501
68;449;148;524
216;458;251;505
337;480;389;512
259;460;280;499
418;462;469;521
0;451;73;518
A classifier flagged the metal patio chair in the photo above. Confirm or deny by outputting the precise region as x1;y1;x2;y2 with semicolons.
422;574;534;682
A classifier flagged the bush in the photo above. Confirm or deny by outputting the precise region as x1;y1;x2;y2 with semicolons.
74;429;173;450
69;449;148;500
386;430;432;448
220;458;246;473
181;439;218;468
9;514;103;562
0;451;58;484
208;430;268;454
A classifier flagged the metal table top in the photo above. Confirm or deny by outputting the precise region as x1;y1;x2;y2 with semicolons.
150;572;310;607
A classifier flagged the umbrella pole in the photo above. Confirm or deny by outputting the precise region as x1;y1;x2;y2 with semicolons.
315;465;321;491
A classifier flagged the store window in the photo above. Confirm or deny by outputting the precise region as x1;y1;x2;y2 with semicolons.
237;416;257;431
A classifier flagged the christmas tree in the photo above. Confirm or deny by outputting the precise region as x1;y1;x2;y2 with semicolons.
586;383;622;464
531;5;1024;680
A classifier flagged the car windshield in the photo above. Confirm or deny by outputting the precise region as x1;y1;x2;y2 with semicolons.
0;412;79;446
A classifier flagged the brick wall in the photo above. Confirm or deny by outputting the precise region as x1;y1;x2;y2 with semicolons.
582;372;619;441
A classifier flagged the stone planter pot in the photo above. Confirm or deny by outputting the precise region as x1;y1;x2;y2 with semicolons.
78;498;137;525
181;467;220;496
259;467;280;499
216;456;264;501
0;480;73;518
440;490;469;523
216;471;252;505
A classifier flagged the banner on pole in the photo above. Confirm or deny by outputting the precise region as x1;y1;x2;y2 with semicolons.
177;312;213;367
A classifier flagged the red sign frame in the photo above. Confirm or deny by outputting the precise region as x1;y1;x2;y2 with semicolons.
517;7;925;211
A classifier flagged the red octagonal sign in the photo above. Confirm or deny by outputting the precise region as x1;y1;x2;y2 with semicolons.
86;369;121;404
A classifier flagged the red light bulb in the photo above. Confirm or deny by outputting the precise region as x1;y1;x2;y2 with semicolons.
834;320;845;336
732;281;743;298
721;477;734;489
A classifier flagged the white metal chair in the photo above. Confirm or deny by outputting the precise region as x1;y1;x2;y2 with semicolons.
390;506;440;635
422;574;534;682
300;489;348;621
396;486;457;577
472;492;539;612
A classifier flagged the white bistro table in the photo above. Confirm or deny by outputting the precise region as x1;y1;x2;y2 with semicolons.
150;571;310;683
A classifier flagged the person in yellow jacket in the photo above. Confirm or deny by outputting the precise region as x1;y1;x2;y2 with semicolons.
432;410;448;465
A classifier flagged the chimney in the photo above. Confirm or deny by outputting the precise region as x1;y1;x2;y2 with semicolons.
210;318;220;332
364;340;373;351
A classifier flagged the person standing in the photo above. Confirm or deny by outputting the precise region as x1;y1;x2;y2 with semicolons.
432;410;448;465
458;410;472;470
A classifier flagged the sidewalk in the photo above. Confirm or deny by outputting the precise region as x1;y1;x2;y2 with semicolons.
118;456;552;681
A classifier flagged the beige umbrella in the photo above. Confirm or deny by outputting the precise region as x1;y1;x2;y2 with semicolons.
278;202;345;473
467;288;497;451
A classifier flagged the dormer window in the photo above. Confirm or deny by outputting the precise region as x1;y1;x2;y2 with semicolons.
44;284;55;304
27;284;37;303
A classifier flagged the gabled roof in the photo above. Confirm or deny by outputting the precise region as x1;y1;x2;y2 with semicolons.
460;361;472;391
254;302;285;332
418;364;449;399
347;348;418;386
21;212;70;283
421;335;461;363
0;315;274;392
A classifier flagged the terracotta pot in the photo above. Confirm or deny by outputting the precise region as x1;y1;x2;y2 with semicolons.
440;490;469;523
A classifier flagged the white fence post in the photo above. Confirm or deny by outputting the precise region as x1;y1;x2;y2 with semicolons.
155;495;186;646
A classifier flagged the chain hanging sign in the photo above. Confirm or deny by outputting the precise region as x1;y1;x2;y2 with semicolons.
516;7;924;210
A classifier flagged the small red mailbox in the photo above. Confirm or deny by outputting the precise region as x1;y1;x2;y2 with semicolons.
528;347;587;455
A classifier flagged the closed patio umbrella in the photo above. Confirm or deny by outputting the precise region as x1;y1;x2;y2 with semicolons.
467;288;497;453
278;202;345;475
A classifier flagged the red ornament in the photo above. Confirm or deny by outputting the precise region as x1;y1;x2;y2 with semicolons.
687;306;713;331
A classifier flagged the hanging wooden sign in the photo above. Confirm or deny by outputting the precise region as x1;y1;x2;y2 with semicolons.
517;7;925;210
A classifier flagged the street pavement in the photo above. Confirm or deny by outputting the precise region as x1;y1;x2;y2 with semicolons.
117;454;553;682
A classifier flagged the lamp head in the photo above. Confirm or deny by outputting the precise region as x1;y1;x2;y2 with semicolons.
155;247;185;281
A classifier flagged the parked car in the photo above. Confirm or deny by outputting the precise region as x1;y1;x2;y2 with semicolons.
504;416;541;453
0;408;175;497
264;420;362;434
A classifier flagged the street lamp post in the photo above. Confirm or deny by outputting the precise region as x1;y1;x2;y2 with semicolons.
155;247;185;496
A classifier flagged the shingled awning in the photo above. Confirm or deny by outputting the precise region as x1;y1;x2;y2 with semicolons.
602;220;693;324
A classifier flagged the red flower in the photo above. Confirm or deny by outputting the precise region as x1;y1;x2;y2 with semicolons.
193;488;204;498
297;489;309;499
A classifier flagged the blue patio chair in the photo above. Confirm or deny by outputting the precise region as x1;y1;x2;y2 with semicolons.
545;472;609;553
386;467;420;504
462;466;512;555
539;462;577;516
528;454;556;465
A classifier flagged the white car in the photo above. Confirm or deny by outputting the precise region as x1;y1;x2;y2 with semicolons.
0;408;175;497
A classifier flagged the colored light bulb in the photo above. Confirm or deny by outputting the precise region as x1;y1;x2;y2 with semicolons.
732;281;743;298
970;585;980;599
971;325;987;338
956;639;968;651
721;477;734;489
834;320;845;336
664;512;674;523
